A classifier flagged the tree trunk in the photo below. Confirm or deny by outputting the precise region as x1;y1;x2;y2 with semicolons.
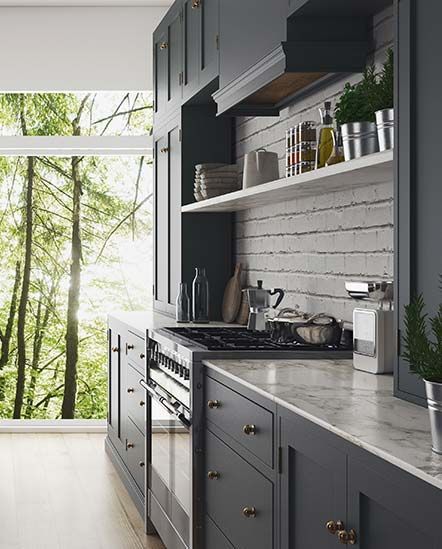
0;261;21;400
61;155;82;419
13;157;34;419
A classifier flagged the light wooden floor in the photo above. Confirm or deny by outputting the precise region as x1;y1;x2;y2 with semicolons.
0;433;165;549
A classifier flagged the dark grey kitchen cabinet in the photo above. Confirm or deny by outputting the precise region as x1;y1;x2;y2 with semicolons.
182;0;200;101
153;1;183;123
279;412;347;549
106;317;146;519
199;0;219;88
395;0;442;405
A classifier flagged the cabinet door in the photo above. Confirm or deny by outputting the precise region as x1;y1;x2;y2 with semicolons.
108;327;124;456
280;413;347;549
153;27;168;120
154;134;169;307
347;457;442;548
168;123;182;305
183;0;200;101
167;7;183;111
200;0;219;87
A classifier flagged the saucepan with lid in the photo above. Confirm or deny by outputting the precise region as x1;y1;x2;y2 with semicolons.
267;308;343;346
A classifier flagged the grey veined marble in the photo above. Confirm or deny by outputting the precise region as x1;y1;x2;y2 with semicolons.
203;358;442;490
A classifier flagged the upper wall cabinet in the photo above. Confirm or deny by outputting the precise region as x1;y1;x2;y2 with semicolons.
212;0;393;116
153;2;183;123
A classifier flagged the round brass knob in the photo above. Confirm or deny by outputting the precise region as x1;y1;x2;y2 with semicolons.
139;461;145;468
127;442;134;449
127;344;134;350
192;0;201;8
140;353;145;359
127;388;135;393
242;507;257;519
160;147;169;154
326;520;345;535
243;424;256;436
159;41;168;50
337;529;357;545
111;346;119;353
139;400;145;407
208;400;221;409
207;471;220;480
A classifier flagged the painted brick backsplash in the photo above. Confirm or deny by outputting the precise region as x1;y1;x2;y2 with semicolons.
234;8;394;322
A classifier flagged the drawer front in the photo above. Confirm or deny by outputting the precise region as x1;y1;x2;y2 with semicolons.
125;417;146;495
126;331;146;372
126;363;146;434
206;375;274;467
205;430;274;549
205;515;234;549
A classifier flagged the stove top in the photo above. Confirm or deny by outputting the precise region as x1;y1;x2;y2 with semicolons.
161;327;350;352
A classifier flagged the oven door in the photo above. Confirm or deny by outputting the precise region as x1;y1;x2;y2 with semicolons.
141;376;191;547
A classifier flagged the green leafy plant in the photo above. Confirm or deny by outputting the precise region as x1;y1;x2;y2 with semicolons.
334;49;394;125
403;287;442;383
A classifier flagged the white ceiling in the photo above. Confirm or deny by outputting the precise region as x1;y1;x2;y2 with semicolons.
0;0;172;5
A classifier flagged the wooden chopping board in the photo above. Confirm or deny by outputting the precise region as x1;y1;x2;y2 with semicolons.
222;263;242;323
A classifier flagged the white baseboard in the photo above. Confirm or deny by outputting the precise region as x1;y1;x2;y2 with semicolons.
0;420;107;433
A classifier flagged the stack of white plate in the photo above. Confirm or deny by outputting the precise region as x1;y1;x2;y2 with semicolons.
194;164;240;201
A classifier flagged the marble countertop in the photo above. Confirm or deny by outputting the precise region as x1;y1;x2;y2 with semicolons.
203;358;442;490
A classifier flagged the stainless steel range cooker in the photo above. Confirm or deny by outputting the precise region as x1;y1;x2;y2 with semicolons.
142;326;352;549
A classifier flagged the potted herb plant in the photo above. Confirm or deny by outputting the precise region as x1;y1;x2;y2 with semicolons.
374;49;394;151
334;49;394;160
403;289;442;454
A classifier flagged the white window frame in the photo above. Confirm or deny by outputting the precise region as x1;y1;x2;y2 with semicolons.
0;133;153;432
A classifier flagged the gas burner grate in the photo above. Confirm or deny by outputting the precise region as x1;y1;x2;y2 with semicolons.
162;327;348;351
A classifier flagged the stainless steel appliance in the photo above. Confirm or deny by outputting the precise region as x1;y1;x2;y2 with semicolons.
345;281;394;374
245;280;285;331
142;326;352;549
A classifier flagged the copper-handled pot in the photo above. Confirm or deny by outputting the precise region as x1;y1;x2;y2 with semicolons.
268;309;343;346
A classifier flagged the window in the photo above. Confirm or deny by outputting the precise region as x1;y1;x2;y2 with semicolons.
0;93;152;421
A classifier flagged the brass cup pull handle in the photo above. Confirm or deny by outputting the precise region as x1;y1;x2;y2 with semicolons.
208;400;221;409
207;470;220;480
139;461;145;468
127;388;135;394
337;529;357;545
242;507;257;519
159;41;168;50
243;424;256;436
326;520;345;535
139;400;146;407
111;346;119;353
127;442;135;449
127;344;134;350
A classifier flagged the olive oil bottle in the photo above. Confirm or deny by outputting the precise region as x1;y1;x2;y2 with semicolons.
315;101;334;169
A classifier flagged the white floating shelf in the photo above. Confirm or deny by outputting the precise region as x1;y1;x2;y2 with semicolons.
182;150;393;213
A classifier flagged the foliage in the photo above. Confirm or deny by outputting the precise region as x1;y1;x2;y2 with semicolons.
403;288;442;383
334;49;394;125
0;92;153;419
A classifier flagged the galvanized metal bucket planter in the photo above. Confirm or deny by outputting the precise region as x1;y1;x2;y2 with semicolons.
375;108;394;151
341;122;380;161
424;380;442;454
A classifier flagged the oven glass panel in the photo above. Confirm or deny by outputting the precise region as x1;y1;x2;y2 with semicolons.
151;399;191;516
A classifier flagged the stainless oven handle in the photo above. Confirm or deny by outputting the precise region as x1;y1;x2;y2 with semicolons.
140;379;191;429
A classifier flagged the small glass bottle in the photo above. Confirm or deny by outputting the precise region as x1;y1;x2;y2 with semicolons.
176;282;191;323
192;267;209;323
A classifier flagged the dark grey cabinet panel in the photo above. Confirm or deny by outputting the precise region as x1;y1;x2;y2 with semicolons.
205;515;234;549
279;412;347;549
154;134;169;306
205;429;274;549
395;0;442;404
154;27;168;118
218;0;287;88
168;8;183;111
206;374;274;467
126;362;146;435
168;124;182;305
125;330;146;373
108;327;124;455
347;456;442;548
200;0;219;87
183;0;200;100
126;417;146;495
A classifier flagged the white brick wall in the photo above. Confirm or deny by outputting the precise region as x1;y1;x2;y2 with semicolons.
234;8;394;322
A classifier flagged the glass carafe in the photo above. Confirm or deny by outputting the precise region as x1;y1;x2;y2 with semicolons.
192;267;209;323
176;282;191;323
